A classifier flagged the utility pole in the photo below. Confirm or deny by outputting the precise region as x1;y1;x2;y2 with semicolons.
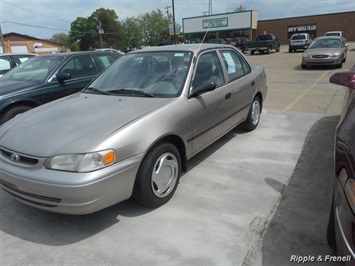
171;0;176;43
0;22;7;53
164;5;171;17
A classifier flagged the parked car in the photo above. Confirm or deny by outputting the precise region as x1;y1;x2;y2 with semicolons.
301;36;348;69
156;40;175;46
327;65;355;262
186;38;202;44
289;33;313;52
325;31;347;43
0;44;268;214
0;51;121;124
249;34;280;55
206;38;226;44
95;48;125;55
229;37;250;53
0;53;36;77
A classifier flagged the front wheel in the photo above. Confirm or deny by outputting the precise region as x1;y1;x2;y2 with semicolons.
133;143;181;208
0;105;32;125
242;96;261;131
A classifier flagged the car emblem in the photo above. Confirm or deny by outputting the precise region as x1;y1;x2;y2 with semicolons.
10;153;21;162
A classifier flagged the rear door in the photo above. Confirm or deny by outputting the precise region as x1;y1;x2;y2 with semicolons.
219;49;256;125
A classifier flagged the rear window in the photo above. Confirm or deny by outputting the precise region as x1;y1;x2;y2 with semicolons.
291;35;306;40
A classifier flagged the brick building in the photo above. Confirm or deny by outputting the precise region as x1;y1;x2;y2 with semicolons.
1;32;70;54
184;11;355;44
255;11;355;44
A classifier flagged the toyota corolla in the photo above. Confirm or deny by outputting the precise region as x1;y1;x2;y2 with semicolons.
0;44;267;214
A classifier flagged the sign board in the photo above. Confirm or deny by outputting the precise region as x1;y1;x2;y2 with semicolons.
183;10;258;34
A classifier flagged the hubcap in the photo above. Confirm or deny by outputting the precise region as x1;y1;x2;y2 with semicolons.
251;100;260;125
151;152;178;198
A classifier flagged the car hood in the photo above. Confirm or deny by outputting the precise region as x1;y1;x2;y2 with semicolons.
0;93;171;157
305;48;343;55
0;79;39;96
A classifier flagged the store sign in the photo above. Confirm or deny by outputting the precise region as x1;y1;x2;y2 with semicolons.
288;25;317;33
203;18;228;29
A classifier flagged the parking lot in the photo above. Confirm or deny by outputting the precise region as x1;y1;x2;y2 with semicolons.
1;44;354;266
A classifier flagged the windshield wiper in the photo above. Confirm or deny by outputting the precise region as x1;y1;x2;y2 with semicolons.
84;87;111;95
107;89;154;98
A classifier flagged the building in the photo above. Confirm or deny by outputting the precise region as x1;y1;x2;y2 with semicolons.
0;32;70;54
183;11;355;44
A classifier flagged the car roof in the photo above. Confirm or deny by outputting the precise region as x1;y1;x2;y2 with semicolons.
132;44;235;54
0;53;37;56
314;36;343;41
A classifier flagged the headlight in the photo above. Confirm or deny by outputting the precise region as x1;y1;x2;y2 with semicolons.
330;53;341;58
303;53;311;58
44;150;116;172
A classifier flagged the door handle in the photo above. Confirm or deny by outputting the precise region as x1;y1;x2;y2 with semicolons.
225;93;232;99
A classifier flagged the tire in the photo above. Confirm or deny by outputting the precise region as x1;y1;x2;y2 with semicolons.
242;96;261;131
289;48;292;53
250;50;255;55
276;45;280;52
266;46;271;54
133;143;181;208
0;105;32;125
301;64;307;69
336;61;343;69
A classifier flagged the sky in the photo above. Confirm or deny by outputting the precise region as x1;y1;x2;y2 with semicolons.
0;0;354;39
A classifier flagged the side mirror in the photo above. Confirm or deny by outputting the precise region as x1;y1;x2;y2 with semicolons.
189;81;216;98
329;71;355;90
56;72;72;84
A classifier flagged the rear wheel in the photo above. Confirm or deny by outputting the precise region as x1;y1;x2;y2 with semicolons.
133;143;181;208
0;105;32;125
242;96;261;131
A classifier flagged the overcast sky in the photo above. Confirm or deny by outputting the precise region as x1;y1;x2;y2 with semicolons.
1;0;354;39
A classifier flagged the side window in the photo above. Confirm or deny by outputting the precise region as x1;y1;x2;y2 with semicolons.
192;51;225;88
12;55;33;66
94;54;118;72
0;56;11;73
60;55;96;79
220;50;251;81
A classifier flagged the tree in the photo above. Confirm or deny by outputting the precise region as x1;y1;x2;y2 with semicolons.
69;8;121;51
138;9;170;46
49;33;69;46
69;16;98;50
91;8;122;49
234;4;247;12
121;17;143;51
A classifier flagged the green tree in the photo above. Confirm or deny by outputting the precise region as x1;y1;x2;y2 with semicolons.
69;16;98;50
121;17;143;51
69;8;122;50
138;9;170;46
49;33;69;46
91;8;122;49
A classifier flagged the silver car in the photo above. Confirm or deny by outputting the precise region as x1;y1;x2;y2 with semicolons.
301;36;348;69
0;44;267;214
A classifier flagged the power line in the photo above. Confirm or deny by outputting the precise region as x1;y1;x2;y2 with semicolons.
3;1;72;24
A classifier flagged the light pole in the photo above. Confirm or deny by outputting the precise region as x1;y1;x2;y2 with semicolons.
0;22;7;53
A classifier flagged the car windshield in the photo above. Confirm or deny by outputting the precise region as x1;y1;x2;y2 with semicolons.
309;39;342;49
85;51;193;98
1;56;64;83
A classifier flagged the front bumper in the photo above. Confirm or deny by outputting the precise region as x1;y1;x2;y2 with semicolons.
0;148;143;215
302;56;343;66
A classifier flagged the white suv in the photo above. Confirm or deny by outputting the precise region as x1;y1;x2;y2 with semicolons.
289;33;313;52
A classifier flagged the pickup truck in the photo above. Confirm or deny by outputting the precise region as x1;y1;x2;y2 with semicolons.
249;34;281;55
